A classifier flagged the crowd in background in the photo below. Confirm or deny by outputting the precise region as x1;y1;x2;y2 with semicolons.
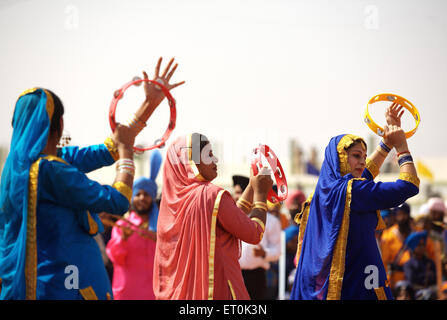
94;168;447;300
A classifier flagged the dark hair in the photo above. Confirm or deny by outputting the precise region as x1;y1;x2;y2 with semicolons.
46;90;64;136
191;133;210;165
346;139;367;153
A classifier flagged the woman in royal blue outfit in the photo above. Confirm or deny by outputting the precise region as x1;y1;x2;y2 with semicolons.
0;58;184;300
291;106;420;300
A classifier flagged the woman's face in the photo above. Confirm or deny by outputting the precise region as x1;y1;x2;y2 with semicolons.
346;142;367;178
197;143;218;181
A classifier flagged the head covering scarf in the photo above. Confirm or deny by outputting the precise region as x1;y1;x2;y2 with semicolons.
0;88;54;299
393;202;411;215
153;134;225;300
291;134;366;300
285;190;306;210
132;149;162;232
427;197;446;213
405;231;428;251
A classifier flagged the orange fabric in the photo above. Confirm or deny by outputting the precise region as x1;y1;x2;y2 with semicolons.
153;135;263;300
380;224;435;287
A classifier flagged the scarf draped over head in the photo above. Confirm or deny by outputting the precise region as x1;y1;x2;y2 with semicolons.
153;134;226;300
132;149;162;232
0;88;54;299
291;134;366;300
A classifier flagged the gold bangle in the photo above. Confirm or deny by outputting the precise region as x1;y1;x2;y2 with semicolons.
237;200;252;212
376;146;388;158
238;198;253;208
253;201;268;211
399;161;414;168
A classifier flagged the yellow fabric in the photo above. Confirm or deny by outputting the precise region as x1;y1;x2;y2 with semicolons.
364;93;420;139
25;159;41;300
103;137;119;161
207;190;225;300
79;286;98;300
398;172;420;188
112;181;132;203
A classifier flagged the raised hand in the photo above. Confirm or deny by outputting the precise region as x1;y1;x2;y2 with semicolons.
383;124;408;153
142;57;185;108
385;102;404;127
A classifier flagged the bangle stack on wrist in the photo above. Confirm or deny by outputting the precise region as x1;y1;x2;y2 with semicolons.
376;140;392;157
237;198;253;211
116;158;135;177
253;201;268;212
397;152;413;167
127;114;147;134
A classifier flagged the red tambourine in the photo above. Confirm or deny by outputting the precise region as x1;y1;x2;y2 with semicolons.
109;77;176;152
251;144;288;203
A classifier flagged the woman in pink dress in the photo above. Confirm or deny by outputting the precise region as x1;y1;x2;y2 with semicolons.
153;133;273;300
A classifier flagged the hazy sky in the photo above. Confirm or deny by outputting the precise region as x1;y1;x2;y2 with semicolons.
1;0;447;166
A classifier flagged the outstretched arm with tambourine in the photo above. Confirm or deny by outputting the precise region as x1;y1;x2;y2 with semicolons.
364;94;419;179
110;57;184;152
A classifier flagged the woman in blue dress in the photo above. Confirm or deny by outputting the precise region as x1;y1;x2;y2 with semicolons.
291;106;420;300
0;58;184;300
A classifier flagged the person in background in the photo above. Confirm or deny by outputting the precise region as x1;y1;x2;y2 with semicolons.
239;207;282;300
380;203;414;288
106;150;162;300
393;280;414;300
403;231;437;300
282;189;308;296
232;175;250;203
375;209;394;256
425;197;446;299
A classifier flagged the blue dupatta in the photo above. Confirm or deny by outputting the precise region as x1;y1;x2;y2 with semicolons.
291;134;366;300
0;88;54;299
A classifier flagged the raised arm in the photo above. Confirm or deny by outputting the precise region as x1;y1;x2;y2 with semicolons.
367;103;405;175
351;125;419;212
235;167;273;231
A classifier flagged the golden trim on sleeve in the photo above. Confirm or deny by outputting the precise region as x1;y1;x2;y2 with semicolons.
208;189;226;300
365;158;379;179
43;155;69;165
398;172;420;188
112;181;132;203
251;217;265;232
104;137;119;161
79;286;98;300
86;211;99;235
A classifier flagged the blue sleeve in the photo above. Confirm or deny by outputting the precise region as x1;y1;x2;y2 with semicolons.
39;158;129;215
361;168;374;181
350;178;419;213
57;144;115;173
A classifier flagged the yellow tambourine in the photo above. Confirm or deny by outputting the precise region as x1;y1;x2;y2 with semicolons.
364;93;420;139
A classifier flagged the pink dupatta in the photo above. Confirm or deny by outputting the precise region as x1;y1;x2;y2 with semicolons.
153;134;227;300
